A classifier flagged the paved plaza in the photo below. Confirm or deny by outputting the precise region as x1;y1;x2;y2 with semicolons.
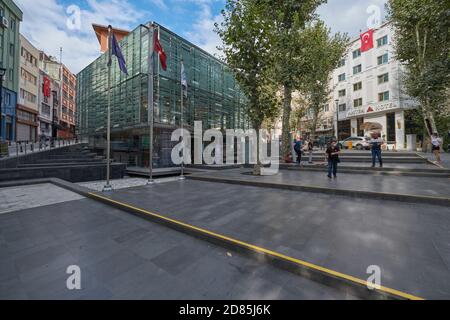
0;188;356;299
0;155;449;300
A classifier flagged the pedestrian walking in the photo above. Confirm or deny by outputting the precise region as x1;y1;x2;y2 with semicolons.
369;132;383;167
307;139;314;164
431;132;442;164
326;140;340;178
294;138;303;165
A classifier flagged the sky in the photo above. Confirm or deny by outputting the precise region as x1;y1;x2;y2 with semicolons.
15;0;389;75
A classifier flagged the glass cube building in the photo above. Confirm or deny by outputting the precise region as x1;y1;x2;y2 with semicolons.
76;22;248;168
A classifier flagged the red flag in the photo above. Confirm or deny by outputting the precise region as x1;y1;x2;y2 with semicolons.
153;31;167;71
43;76;51;98
360;29;374;52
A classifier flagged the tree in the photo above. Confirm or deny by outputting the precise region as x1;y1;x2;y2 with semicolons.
263;0;326;159
215;0;281;175
299;21;348;139
386;0;450;136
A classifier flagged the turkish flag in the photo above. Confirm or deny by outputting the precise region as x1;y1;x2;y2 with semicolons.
153;31;167;71
43;76;51;98
360;29;374;52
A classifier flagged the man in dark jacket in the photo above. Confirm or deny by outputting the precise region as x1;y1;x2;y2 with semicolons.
294;138;303;165
326;140;340;178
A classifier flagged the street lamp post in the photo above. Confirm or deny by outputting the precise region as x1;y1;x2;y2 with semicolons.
0;67;7;145
335;99;339;141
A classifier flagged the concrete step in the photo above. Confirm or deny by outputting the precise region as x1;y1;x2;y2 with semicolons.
310;152;421;157
18;161;107;168
30;158;106;164
280;163;450;173
0;163;126;183
285;166;450;178
47;154;97;160
307;156;426;163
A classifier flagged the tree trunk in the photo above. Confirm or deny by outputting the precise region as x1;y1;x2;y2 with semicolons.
281;84;292;160
253;121;262;176
421;100;438;137
310;107;320;140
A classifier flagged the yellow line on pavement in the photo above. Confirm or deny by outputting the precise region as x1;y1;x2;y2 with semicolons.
88;191;424;301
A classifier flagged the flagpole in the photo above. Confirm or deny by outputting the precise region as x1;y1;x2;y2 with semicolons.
103;25;113;192
147;23;155;185
179;55;185;180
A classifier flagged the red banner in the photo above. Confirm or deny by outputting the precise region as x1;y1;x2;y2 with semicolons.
43;76;51;98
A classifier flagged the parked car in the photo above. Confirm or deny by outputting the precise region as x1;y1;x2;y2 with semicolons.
338;136;370;150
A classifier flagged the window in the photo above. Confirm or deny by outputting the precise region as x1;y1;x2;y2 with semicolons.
377;53;388;65
337;59;345;68
338;89;346;97
353;98;363;107
338;73;346;82
377;35;388;47
41;104;51;116
20;68;37;85
9;44;14;56
378;91;390;102
339;103;346;112
353;82;362;91
20;89;37;104
353;49;361;59
323;104;329;112
353;64;362;75
378;73;389;84
10;19;16;31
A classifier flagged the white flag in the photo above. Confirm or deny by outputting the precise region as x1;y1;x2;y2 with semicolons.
181;61;187;97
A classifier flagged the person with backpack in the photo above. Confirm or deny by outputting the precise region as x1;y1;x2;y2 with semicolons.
294;138;303;165
326;139;340;178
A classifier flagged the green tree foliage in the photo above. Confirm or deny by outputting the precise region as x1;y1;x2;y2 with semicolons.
386;0;450;136
215;0;281;175
298;20;348;139
263;0;326;158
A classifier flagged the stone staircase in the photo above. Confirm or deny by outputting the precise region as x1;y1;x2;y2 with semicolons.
0;143;126;183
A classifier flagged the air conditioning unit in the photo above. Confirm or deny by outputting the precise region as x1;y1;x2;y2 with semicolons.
0;16;9;29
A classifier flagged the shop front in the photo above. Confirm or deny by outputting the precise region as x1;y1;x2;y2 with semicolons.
346;102;407;150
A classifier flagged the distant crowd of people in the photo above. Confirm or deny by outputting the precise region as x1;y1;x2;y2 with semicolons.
291;131;446;179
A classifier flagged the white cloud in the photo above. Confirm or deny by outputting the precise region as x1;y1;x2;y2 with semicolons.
150;0;168;10
318;0;388;38
16;0;147;74
182;0;224;59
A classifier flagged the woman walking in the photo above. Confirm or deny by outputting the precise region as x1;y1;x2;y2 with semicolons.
431;133;443;164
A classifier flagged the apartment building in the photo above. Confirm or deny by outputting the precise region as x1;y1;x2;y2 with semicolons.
41;55;76;139
37;66;60;140
0;0;22;142
331;22;417;149
16;34;39;141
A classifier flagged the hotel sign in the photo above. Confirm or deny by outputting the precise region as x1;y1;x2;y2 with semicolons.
346;102;398;118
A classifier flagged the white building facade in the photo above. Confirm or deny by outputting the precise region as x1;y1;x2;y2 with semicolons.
331;22;417;150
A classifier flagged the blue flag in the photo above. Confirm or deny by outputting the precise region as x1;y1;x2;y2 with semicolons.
109;33;128;75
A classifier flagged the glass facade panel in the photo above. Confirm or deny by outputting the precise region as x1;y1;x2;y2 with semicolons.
76;23;248;168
